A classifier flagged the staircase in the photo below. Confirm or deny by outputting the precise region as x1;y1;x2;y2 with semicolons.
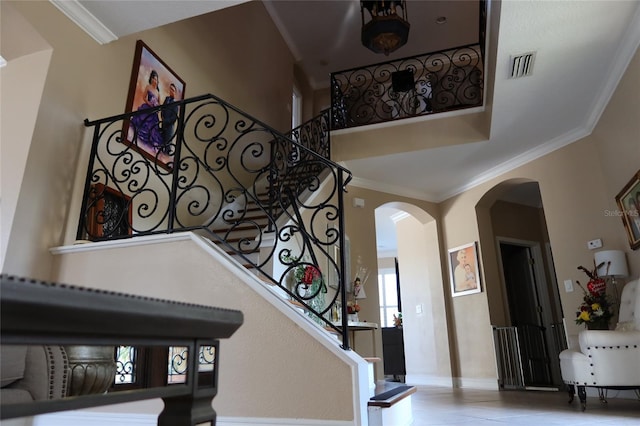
76;92;421;426
79;95;352;346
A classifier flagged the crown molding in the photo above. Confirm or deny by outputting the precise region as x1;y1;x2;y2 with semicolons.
437;126;591;202
584;4;640;133
50;0;117;44
348;176;437;202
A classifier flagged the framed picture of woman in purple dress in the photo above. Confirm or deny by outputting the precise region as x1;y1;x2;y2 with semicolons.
123;40;185;171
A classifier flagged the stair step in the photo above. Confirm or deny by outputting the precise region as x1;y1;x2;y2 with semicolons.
288;299;307;310
368;384;416;408
212;222;269;234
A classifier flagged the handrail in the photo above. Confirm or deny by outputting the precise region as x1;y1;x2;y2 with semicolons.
78;94;352;349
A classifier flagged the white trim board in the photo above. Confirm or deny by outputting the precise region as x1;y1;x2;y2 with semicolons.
32;412;354;426
452;377;499;391
405;374;454;388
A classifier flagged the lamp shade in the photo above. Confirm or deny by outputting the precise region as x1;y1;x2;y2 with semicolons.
594;250;629;277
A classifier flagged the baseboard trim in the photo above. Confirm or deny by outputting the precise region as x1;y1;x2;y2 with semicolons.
219;417;354;426
405;374;454;388
452;377;499;390
33;412;156;426
33;412;354;426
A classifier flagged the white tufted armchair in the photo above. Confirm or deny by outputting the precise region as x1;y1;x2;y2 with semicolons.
559;278;640;410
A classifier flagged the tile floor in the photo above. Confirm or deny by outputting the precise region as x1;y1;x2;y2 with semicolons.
409;386;640;425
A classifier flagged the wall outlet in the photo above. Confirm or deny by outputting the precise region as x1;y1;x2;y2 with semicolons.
587;238;602;250
416;304;423;314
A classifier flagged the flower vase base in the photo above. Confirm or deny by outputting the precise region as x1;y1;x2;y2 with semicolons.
586;322;609;330
348;313;359;323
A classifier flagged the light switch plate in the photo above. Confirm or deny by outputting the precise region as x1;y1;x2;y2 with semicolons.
564;280;573;292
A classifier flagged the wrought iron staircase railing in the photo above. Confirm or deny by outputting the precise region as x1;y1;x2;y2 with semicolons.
79;94;352;348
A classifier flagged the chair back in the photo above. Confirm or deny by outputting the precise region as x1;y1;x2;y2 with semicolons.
618;279;640;329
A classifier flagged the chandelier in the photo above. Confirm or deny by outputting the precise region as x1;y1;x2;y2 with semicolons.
361;1;410;56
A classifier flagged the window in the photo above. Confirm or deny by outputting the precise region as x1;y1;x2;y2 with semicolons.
378;270;399;327
292;85;302;129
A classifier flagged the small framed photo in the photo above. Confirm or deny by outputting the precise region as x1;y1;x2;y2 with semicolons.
448;242;481;297
86;183;132;240
123;40;185;171
615;169;640;250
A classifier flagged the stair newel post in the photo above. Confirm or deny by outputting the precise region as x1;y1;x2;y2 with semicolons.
166;102;186;233
337;170;351;350
76;121;103;240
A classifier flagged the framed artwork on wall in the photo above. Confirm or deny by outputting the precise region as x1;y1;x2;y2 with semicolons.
86;184;132;240
123;40;186;171
615;169;640;250
448;241;482;297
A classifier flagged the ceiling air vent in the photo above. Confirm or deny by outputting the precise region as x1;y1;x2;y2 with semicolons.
509;52;536;78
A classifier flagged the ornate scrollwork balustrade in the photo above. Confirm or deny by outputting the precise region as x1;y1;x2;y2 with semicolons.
331;43;484;129
79;94;352;348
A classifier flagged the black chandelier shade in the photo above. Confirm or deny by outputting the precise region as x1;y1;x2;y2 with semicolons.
361;0;410;55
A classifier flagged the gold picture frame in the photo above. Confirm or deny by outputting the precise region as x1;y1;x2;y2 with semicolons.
615;169;640;250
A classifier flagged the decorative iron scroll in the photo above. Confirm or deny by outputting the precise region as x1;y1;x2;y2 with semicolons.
115;345;136;384
80;95;352;347
331;43;484;129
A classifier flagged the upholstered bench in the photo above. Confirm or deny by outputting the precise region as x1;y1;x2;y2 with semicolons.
0;345;68;404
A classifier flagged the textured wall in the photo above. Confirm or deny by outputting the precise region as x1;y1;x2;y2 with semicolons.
52;235;358;422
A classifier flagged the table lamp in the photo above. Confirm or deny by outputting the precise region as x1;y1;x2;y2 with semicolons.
594;249;629;304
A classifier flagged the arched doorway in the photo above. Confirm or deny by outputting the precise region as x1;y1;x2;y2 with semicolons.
374;202;452;386
478;180;566;390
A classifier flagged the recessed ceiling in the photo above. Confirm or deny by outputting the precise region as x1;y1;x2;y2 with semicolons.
264;0;480;88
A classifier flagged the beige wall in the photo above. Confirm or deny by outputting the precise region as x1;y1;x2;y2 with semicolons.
52;237;356;422
396;217;451;384
436;44;639;378
2;0;294;279
332;111;488;162
0;2;53;273
343;187;440;379
439;137;624;382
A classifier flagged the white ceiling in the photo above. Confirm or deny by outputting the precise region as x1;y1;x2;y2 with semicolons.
51;0;640;254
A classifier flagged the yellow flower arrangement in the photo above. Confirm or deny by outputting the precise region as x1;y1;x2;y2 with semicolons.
574;264;613;329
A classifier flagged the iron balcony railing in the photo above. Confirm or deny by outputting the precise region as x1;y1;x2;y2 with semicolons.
79;94;352;348
286;109;331;160
331;43;484;129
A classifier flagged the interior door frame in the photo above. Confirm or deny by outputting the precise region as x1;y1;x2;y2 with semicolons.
497;236;567;388
495;237;553;328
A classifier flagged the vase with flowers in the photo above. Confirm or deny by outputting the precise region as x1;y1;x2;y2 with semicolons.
574;263;614;330
346;301;361;322
285;254;326;324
